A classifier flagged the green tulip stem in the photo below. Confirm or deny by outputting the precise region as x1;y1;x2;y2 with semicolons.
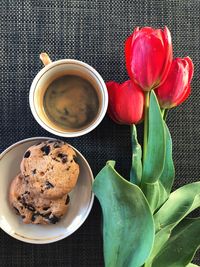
161;109;169;121
161;108;165;117
143;91;150;162
163;109;169;121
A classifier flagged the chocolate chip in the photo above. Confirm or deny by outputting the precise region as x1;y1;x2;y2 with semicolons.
70;160;73;163
48;215;60;224
43;207;49;211
20;196;35;212
57;153;68;163
57;153;66;158
43;212;51;218
66;166;70;171
53;143;60;148
41;145;50;155
41;189;44;193
13;207;20;214
62;158;67;163
31;212;40;222
24;150;31;158
27;205;35;212
21;192;27;198
45;181;54;189
31;214;36;222
65;195;70;205
73;155;78;163
20;197;26;205
32;169;36;174
21;215;25;219
53;141;62;148
64;108;69;115
42;212;60;223
17;196;21;200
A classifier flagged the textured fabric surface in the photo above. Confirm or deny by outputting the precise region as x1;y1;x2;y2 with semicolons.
0;0;200;266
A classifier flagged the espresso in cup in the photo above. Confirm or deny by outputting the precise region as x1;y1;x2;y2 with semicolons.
29;53;108;137
43;75;100;131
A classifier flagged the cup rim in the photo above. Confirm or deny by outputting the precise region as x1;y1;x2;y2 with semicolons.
29;59;108;137
0;137;94;244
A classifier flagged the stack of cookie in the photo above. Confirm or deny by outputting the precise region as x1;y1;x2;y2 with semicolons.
9;140;80;224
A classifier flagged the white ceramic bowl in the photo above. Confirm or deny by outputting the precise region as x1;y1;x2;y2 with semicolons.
0;137;94;244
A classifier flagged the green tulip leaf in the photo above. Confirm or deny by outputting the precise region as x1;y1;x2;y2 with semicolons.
130;124;142;185
151;217;200;267
142;121;175;212
154;182;200;233
93;161;155;267
141;91;169;212
141;182;160;212
145;182;200;266
144;225;172;267
159;121;175;196
142;91;166;184
141;181;168;212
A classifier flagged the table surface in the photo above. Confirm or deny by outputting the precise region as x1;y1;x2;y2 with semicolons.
0;0;200;266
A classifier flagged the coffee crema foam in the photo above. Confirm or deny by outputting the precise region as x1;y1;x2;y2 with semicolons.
43;75;99;131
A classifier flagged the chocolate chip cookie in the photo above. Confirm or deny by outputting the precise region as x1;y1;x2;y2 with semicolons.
9;174;70;224
20;140;79;199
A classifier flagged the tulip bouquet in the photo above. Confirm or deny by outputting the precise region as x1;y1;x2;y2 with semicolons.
93;27;200;267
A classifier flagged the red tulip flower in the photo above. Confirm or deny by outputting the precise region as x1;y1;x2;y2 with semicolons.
106;80;144;125
155;57;194;109
125;26;173;91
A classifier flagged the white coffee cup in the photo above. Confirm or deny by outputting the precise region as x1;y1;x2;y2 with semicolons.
29;53;108;137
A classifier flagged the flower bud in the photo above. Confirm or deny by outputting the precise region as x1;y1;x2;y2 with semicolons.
106;80;144;125
155;57;194;109
125;26;173;91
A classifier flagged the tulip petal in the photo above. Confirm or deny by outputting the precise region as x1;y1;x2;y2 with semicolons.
125;27;139;83
184;57;194;83
106;80;144;125
106;81;122;124
125;35;134;83
107;109;121;124
156;57;193;109
158;26;173;87
125;26;173;91
175;85;191;107
139;27;155;34
131;36;166;90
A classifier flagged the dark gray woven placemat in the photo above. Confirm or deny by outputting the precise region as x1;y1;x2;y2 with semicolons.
0;0;199;266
